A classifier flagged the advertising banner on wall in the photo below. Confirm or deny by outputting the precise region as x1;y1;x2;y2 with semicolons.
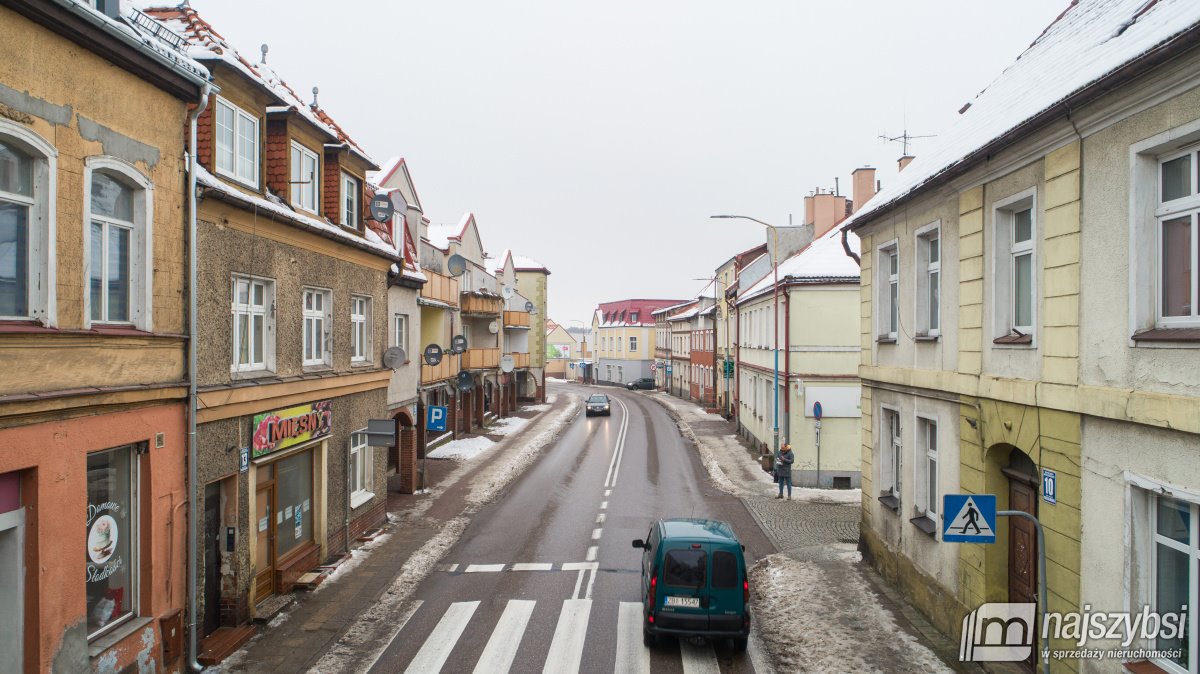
252;401;332;458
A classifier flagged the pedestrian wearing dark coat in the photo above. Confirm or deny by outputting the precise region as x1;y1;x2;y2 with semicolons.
774;444;794;499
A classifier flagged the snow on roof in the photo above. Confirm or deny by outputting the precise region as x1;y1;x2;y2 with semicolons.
651;300;695;316
107;2;211;83
668;307;700;321
512;255;548;271
846;0;1200;229
370;156;403;186
142;5;375;166
195;164;398;260
425;225;460;251
493;248;512;272
740;225;860;303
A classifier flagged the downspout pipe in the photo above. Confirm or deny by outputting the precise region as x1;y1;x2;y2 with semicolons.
186;83;211;673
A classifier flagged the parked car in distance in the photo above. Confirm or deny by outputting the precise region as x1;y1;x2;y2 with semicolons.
626;377;655;390
585;393;611;417
632;518;750;651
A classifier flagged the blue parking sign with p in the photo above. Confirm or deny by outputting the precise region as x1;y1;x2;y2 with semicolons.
427;405;448;432
942;494;997;543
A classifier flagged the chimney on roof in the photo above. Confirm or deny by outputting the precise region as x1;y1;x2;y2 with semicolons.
851;167;877;214
898;155;915;172
804;190;849;239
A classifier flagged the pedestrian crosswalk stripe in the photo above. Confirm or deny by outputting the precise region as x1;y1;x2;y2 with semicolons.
679;640;721;674
615;602;650;674
542;599;592;674
472;600;535;674
465;564;506;573
403;600;479;674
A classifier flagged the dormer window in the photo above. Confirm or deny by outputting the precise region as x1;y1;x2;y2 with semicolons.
215;97;259;188
290;142;319;214
341;171;360;230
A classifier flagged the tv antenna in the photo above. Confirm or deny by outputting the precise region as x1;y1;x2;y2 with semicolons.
879;128;936;156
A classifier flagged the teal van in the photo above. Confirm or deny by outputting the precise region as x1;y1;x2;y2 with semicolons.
631;518;750;651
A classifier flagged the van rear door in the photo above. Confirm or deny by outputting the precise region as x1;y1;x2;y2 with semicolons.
708;546;744;631
658;543;708;631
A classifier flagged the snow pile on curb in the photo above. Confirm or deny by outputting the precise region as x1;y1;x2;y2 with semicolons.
312;532;393;593
749;553;950;673
468;395;583;507
488;416;529;437
426;435;494;460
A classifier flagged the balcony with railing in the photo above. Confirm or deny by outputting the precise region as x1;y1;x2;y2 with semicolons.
420;270;459;307
421;358;459;385
510;352;530;368
461;293;503;316
503;310;531;328
462;347;500;370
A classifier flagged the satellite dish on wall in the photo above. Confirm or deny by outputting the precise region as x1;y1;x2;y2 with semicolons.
500;355;515;373
456;371;474;391
450;334;468;354
447;254;467;277
383;346;407;369
423;343;443;366
488;320;500;334
525;301;535;313
502;285;515;299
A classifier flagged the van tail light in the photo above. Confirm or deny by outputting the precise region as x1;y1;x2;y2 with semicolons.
648;575;657;612
743;578;749;603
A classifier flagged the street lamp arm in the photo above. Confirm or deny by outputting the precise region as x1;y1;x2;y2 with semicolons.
710;214;777;230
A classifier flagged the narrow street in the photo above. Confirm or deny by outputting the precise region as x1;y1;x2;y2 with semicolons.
369;384;774;673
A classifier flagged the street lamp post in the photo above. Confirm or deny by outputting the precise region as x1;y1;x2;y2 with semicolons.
711;215;781;458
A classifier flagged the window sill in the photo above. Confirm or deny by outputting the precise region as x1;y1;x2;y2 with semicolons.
1131;327;1200;343
914;334;939;343
909;515;938;538
351;360;375;368
992;333;1033;345
349;491;375;510
230;368;275;381
88;615;154;658
878;494;900;512
876;336;897;345
302;364;334;374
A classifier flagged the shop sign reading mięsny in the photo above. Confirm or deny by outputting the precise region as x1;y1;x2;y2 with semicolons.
252;400;333;458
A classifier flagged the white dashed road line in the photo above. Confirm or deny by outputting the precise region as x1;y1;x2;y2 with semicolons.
464;564;506;573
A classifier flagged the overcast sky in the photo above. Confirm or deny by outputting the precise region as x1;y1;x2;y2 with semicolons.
186;0;1065;326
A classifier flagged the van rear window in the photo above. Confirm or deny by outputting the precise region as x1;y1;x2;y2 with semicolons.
712;551;738;589
663;549;706;587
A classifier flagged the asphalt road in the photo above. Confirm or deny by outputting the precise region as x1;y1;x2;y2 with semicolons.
368;384;774;674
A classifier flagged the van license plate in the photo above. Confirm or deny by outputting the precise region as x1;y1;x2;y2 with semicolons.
665;596;700;608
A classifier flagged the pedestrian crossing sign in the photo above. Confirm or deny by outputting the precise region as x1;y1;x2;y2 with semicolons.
942;494;997;543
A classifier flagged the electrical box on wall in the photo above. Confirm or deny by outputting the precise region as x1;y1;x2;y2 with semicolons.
155;432;165;449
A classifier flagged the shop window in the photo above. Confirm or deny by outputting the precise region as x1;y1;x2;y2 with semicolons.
214;97;259;188
302;287;332;368
275;450;313;559
350;295;370;363
85;159;152;329
86;445;137;639
0;124;55;323
349;431;373;509
232;276;274;373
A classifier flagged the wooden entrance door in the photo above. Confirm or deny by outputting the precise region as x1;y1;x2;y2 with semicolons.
254;484;275;601
1008;473;1038;668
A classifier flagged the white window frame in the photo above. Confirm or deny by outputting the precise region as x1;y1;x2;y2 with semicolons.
992;188;1038;344
630;312;638;323
0;120;57;325
880;404;901;501
82;157;153;330
214;97;259;188
341;171;360;229
876;239;899;340
231;275;274;374
349;431;374;509
302;287;332;368
289;141;319;214
350;294;370;363
1155;146;1200;327
914;221;941;338
629;335;637;352
1129;120;1200;340
394;313;408;354
1149;492;1199;674
915;414;938;524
